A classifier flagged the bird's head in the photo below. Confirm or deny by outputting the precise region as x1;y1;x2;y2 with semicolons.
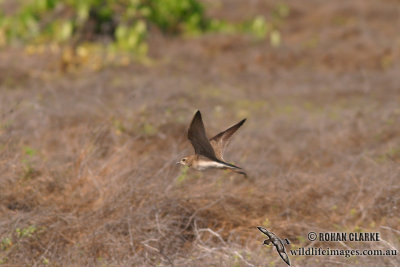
177;156;191;166
263;239;271;245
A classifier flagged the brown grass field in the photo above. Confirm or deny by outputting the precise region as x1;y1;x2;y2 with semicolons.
1;0;399;266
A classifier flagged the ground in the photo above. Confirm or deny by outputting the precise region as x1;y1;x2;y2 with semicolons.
0;0;399;266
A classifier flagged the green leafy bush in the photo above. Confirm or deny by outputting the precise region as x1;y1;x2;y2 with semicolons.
0;0;208;54
0;0;289;63
145;0;206;34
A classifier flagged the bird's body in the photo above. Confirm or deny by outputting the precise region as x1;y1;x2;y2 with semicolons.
184;155;237;171
178;110;247;177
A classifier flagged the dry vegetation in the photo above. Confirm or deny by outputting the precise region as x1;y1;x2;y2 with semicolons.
1;0;400;266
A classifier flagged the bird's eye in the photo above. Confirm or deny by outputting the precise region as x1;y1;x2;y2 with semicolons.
182;158;186;162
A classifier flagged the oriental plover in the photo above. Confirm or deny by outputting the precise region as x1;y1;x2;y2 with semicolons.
177;110;247;177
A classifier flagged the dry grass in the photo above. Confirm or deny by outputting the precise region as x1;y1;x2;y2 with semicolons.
1;0;400;266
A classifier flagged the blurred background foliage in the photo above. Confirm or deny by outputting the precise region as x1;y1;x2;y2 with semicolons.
1;0;400;265
0;0;288;66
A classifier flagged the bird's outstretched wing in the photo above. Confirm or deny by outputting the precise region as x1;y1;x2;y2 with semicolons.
187;111;218;160
257;226;271;237
277;247;291;266
209;119;246;160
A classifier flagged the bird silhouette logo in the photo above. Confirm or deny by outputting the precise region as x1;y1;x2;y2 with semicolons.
257;226;291;266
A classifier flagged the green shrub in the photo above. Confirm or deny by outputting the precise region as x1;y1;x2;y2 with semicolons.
0;0;289;61
0;0;208;53
145;0;206;34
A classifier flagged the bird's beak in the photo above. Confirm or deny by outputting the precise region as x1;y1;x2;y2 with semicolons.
176;162;180;165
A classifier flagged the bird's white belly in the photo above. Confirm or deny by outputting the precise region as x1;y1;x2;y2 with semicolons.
195;161;227;171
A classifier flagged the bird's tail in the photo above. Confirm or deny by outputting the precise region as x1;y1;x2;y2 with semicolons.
224;163;248;178
232;168;248;178
217;159;248;178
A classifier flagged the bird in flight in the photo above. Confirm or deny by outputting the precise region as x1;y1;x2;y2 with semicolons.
177;110;247;177
257;226;291;266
